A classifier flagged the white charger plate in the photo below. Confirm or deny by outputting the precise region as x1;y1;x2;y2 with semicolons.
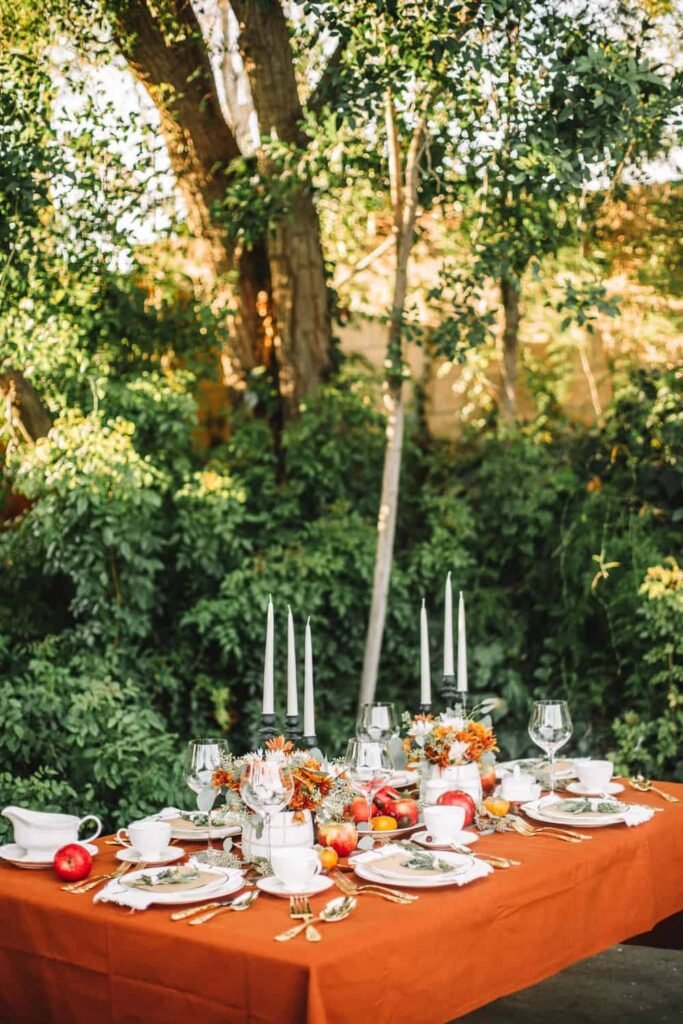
255;874;333;899
496;758;577;780
147;811;242;842
351;849;476;888
0;842;99;870
522;797;627;828
118;865;242;905
357;820;422;839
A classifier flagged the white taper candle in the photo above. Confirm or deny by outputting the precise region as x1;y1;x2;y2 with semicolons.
443;571;454;676
286;605;298;717
303;618;315;737
262;596;275;714
457;590;468;693
420;598;431;705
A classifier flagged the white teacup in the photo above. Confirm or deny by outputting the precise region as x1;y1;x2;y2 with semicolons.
423;805;466;843
270;847;321;890
116;820;172;859
576;760;614;792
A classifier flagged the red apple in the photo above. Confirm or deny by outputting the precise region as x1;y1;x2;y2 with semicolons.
52;844;93;882
386;797;420;828
436;790;476;826
373;786;400;812
317;822;358;858
345;796;378;823
479;762;497;797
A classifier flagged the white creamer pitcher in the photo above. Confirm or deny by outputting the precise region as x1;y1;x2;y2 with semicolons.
2;806;102;859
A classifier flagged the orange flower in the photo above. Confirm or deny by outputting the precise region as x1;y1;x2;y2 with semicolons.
266;736;295;754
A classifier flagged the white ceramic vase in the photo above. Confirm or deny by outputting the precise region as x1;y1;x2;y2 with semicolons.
422;762;483;806
240;809;314;860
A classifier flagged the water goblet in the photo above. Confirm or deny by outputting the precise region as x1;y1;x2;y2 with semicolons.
528;700;573;795
239;759;295;868
185;738;230;865
344;738;394;837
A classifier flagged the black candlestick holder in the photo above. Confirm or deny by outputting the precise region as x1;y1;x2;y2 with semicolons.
301;733;318;750
418;702;432;715
259;712;278;743
285;713;301;746
440;673;457;710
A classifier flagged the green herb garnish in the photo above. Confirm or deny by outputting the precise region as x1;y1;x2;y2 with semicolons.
131;866;200;888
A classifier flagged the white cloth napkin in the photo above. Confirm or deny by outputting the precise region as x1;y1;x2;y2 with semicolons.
621;804;655;827
352;847;494;885
93;865;244;910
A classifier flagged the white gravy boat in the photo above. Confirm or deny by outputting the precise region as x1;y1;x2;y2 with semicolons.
2;806;102;859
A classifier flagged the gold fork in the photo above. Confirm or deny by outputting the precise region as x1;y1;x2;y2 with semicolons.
288;895;321;942
331;870;417;903
62;860;135;893
510;820;584;844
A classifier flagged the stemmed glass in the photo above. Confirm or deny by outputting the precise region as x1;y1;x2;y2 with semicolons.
185;738;230;865
356;702;398;742
239;759;294;868
344;738;394;837
528;700;573;795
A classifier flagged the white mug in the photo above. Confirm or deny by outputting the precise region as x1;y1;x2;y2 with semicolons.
116;820;171;858
576;760;614;792
270;847;321;889
423;805;466;842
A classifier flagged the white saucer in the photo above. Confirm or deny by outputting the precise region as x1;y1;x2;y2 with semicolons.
566;781;624;797
255;874;333;899
115;845;185;865
412;830;479;849
0;842;99;870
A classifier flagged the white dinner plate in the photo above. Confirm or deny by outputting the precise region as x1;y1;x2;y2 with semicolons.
118;865;241;904
115;845;185;865
351;849;475;888
566;781;624;797
148;811;242;842
386;770;419;789
0;842;99;870
522;797;628;828
255;874;333;899
358;821;422;839
411;830;479;849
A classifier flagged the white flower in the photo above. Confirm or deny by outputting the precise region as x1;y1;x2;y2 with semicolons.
448;740;470;763
265;749;287;765
439;713;467;731
407;719;433;738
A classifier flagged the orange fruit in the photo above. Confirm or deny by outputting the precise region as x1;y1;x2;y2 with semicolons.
319;847;339;870
372;815;398;832
483;797;510;817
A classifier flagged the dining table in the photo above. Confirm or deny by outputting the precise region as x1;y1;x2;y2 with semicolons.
1;782;682;1024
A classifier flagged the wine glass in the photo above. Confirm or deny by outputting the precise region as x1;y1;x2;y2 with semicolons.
356;702;398;742
185;738;230;865
528;700;573;795
344;738;394;838
239;759;294;868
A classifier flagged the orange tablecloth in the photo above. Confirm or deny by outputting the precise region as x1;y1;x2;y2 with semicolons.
1;784;682;1024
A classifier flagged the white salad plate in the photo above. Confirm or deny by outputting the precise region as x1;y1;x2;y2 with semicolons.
566;781;624;797
522;797;628;828
351;849;476;889
116;865;242;905
147;810;242;842
358;821;422;839
386;770;419;789
0;842;99;870
115;845;185;865
255;875;333;899
411;830;479;849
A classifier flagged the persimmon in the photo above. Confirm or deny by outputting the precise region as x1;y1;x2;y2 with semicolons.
483;797;510;817
372;815;398;831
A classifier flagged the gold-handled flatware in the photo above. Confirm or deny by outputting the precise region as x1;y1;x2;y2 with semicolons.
274;896;356;942
629;776;679;803
62;861;134;893
330;869;418;902
509;820;583;844
509;816;591;840
331;870;415;903
288;896;321;942
187;890;259;925
452;847;520;868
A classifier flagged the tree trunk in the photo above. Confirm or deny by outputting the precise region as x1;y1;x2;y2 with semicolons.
500;275;521;424
230;0;330;414
0;370;52;443
359;95;427;707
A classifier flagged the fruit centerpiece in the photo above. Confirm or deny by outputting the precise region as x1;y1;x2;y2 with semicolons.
402;702;499;804
213;736;352;858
